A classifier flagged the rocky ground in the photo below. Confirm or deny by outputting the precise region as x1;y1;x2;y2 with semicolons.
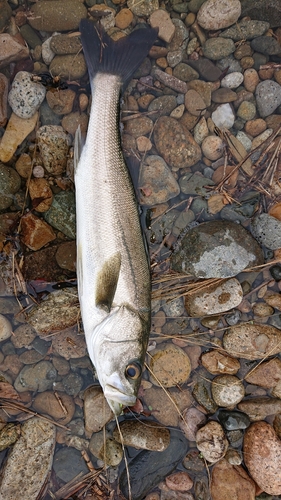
0;0;281;499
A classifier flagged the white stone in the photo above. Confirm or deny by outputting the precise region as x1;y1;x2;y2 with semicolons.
42;35;57;65
212;103;235;129
197;0;241;31
221;71;244;89
8;71;46;119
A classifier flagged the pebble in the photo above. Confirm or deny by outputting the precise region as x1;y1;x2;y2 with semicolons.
244;422;281;495
89;430;123;466
149;344;191;387
0;418;56;500
28;0;87;31
220;20;270;41
264;293;281;310
252;301;274;317
223;323;281;360
211;87;237;103
192;380;218;414
197;0;241;30
238;397;281;421
14;361;57;393
138;155;180;206
36;125;71;175
46;88;76;115
43;191;76;239
218;410;250;431
154;116;201;169
0;33;29;69
62;371;83;397
144;386;193;427
251;128;273;149
256;80;281;118
244;118;266;136
185;278;243;317
237;101;256;121
188;57;222;82
19;350;44;365
179;172;214;196
179;407;207;441
0;315;12;342
171;220;264;279
211;103;235;129
0;163;21;210
0;1;12;32
210;459;256;500
8;71;45;119
150;9;175;43
83;386;113;436
50;53;87;80
202;38;235;61
11;324;36;349
0;112;38;163
201;350;240;376
41;36;56;65
245;358;281;388
251;36;281;56
221;72;244;89
0;423;20;452
211;375;245;407
55;241;76;271
161;296;185;317
201;135;224;160
113;420;170;451
125;116;153;137
53;447;88;482
165;471;193;492
196;421;228;463
20;212;56;251
127;0;159;16
173;63;199;82
251;213;281;250
0;73;8;127
61;111;88;137
34;390;75;425
28;178;53;213
185;89;206;116
50;34;82;55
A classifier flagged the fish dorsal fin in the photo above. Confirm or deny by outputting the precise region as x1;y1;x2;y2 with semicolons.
95;252;121;311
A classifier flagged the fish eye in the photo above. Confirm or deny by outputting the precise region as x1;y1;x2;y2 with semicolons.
125;362;142;380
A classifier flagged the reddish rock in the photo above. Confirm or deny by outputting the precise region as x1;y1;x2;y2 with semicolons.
166;471;193;492
20;212;56;250
211;458;256;500
28;177;53;212
201;350;240;375
33;391;75;424
245;358;281;388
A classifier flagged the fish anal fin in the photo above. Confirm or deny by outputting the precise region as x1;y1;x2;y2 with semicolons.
95;252;121;311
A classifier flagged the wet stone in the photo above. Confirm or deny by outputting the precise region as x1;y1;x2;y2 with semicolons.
50;33;82;54
251;36;281;55
251;213;281;250
46;88;76;115
18;350;44;365
44;191;76;239
113;420;170;451
201;350;240;376
33;390;75;425
223;323;281;360
138;155;180;206
0;34;29;70
0;314;12;342
197;0;241;31
83;386;113;436
244;358;281;388
28;0;87;32
255;80;281;118
51;326;86;359
0;73;9;127
171;220;264;278
179;172;214;196
196;421;228;464
187;58;222;82
11;324;37;349
218;410;250;431
238;397;281;421
148;95;177;119
149;344;191;387
144;386;193;427
8;71;45;119
192;380;218;414
36;125;71;175
53;447;88;482
179;407;207;442
211;375;245;407
0;163;21;210
185;278;243;317
220;20;270;41
14;360;57;393
89;430;123;466
173;63;199;82
124;116;153;137
202;38;235;61
210;459;256;500
0;423;20;452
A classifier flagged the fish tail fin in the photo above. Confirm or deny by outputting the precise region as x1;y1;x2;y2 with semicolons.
79;19;158;90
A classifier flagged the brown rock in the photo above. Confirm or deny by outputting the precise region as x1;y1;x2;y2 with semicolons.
52;326;87;359
196;421;228;463
15;153;32;179
252;301;274;317
46;89;75;115
210;458;256;500
55;241;76;271
20;212;56;251
185;89;206;116
153;68;188;93
0;73;8;127
243;68;260;92
33;391;75;424
150;9;175;43
28;177;53;212
115;8;133;29
149;344;191;387
149;45;168;59
244;118;267;137
166;471;193;492
244;422;281;495
83;386;113;437
201;350;240;375
223;323;281;360
12;324;37;349
61;111;88;137
245;358;281;388
212;165;238;188
238;397;281;421
264;292;281;309
0;112;38;163
211;87;237;103
144;386;193;427
265;114;281;131
124;116;153;138
0;34;29;69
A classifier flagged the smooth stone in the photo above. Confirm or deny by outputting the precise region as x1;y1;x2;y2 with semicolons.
167;19;189;53
187;58;222;81
170;220;264;279
19;350;44;365
33;391;75;425
150;10;175;43
196;421;228;463
0;112;38;163
197;0;241;30
211;88;237;103
251;36;281;55
179;172;214;196
211;103;235;129
43;191;76;239
41;36;55;65
0;418;55;500
20;212;56;251
165;471;193;492
245;358;281;388
264;293;281;310
53;447;88;482
185;278;243;317
241;0;281;28
125;116;153;137
220;20;270;40
235;131;252;152
223;323;281;360
238;397;281;421
28;0;87;31
251;213;281;250
119;429;188;500
218;410;250;431
154;69;188;94
221;72;244;89
0;73;8;127
27;288;80;335
251;128;274;150
173;63;199;82
113;420;170;451
237;101;256;121
243;68;260;93
14;361;57;393
62;372;83;397
270;264;281;281
185;89;206;116
0;423;20;452
0;314;12;342
256;80;281;118
0;163;21;210
127;0;159;16
0;34;29;69
149;344;191;387
202;38;235;61
192;380;218;414
161;296;185;317
55;241;76;272
89;430;122;466
201;135;224;160
11;324;36;349
46;88;75;115
201;351;240;375
148;95;177;119
211;459;256;500
144;387;193;427
179;407;207;441
52;326;86;359
211;375;245;407
139;155;180;206
244;422;281;495
50;33;82;55
154;116;201;169
49;53;87;80
36;125;71;175
0;0;12;32
193;116;209;144
83;386;113;437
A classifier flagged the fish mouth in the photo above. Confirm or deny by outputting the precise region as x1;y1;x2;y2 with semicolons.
104;384;136;408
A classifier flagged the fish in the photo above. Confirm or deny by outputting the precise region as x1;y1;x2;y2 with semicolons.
75;19;158;415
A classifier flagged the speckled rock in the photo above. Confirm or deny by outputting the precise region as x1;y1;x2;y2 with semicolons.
0;314;12;342
89;430;122;466
83;386;113;436
201;351;240;375
144;387;193;427
49;53;87;80
149;344;191;387
0;163;21;210
255;80;281;118
197;0;241;30
179;172;214;196
153;68;188;93
12;324;37;349
170;220;264;278
244;422;281;495
46;89;76;115
154;116;201;169
196;421;228;463
148;95;177;118
0;112;38;163
124;116;153;137
221;72;244;89
211;459;256;500
0;73;8;127
237;101;256;121
211;375;245;407
201;135;224;161
36;125;71;175
185;278;243;317
202;38;235;61
245;358;281;388
179;407;207;441
14;361;57;393
8;71;45;119
138;155;180;206
50;33;82;54
220;20;269;41
113;420;170;451
0;417;56;500
243;68;260;93
43;191;76;239
52;326;87;359
28;0;87;31
238;397;281;421
223;323;281;360
251;36;281;55
251;213;281;250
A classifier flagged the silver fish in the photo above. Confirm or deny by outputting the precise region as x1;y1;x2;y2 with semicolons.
75;20;157;415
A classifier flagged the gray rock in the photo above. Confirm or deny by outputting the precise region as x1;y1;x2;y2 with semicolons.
179;172;214;196
14;361;57;393
171;220;264;278
202;38;235;61
0;163;21;210
251;36;281;55
62;372;83;396
53;447;89;482
256;80;281;118
28;0;87;31
218;410;250;430
219;20;270;41
173;62;199;82
0;0;12;33
44;191;76;239
251;213;281;250
161;296;185;317
0;417;55;500
127;0;159;16
148;95;177;119
187;58;222;82
217;56;242;74
50;34;82;54
241;0;281;28
8;71;46;119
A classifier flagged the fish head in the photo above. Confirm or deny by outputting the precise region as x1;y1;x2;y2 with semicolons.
89;305;149;415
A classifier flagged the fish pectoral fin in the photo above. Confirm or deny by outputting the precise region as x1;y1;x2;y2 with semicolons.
95;252;121;311
74;125;85;174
